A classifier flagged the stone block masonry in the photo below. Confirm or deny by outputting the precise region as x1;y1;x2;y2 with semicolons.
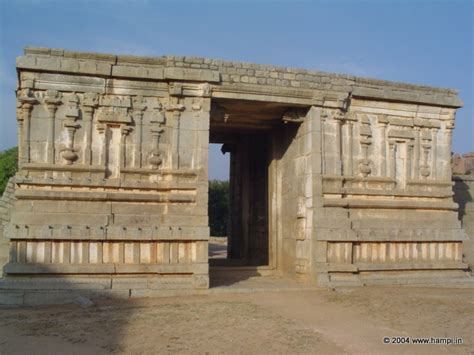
0;47;470;303
0;178;16;272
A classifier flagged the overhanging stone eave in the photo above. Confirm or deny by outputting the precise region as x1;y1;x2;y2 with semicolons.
18;47;463;109
351;86;463;108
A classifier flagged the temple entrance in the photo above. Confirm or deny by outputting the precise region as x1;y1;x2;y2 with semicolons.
209;133;270;267
209;99;277;267
208;98;306;279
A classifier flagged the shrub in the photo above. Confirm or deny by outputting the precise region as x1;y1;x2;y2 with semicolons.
0;147;18;196
208;180;229;236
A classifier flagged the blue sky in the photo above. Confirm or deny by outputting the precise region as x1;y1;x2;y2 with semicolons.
0;0;472;180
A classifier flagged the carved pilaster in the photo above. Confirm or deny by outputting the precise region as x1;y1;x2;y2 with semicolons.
120;125;133;169
358;115;372;177
419;128;432;179
44;90;62;164
342;113;356;176
407;141;414;180
333;111;344;175
378;115;389;177
149;102;166;169
82;93;98;165
359;138;372;177
132;96;147;168
413;127;421;179
18;89;38;165
167;86;185;169
431;127;438;179
320;110;327;174
149;126;165;169
97;123;107;167
388;139;396;179
61;93;80;165
16;103;23;168
420;143;431;179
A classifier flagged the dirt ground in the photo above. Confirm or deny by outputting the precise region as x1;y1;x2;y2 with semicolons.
0;284;472;355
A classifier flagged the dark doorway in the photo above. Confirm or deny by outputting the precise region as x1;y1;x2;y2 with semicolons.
208;99;284;267
208;134;270;266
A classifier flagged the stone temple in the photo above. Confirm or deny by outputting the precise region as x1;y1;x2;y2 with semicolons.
0;47;471;303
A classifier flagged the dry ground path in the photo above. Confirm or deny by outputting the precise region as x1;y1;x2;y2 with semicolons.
0;283;472;354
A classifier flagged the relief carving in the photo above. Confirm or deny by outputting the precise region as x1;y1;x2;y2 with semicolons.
132;96;147;168
61;93;80;165
358;115;373;177
18;88;39;165
44;90;62;164
82;93;99;165
149;102;166;169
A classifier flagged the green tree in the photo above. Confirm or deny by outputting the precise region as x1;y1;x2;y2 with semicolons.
208;180;229;236
0;147;18;196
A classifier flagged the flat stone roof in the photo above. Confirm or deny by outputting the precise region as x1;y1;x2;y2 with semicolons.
17;47;463;108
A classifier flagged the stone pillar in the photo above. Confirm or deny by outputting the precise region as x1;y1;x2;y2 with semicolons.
82;93;98;165
334;113;343;175
61;93;80;165
431;127;438;179
413;127;421;179
343;121;354;176
133;111;144;168
388;139;396;179
16;105;23;169
321;113;326;174
20;103;34;164
18;89;37;165
132;96;147;168
420;142;431;179
167;83;185;169
120;126;132;169
359;137;372;177
379;116;389;177
44;90;61;164
407;141;414;180
97;124;107;168
148;102;166;170
149;126;164;169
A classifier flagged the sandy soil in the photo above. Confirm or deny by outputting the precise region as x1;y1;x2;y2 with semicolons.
0;285;472;354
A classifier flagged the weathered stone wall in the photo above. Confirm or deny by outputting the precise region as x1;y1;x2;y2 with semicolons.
6;48;213;292
453;176;474;266
268;108;316;280
317;99;466;285
0;47;468;298
0;178;17;273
